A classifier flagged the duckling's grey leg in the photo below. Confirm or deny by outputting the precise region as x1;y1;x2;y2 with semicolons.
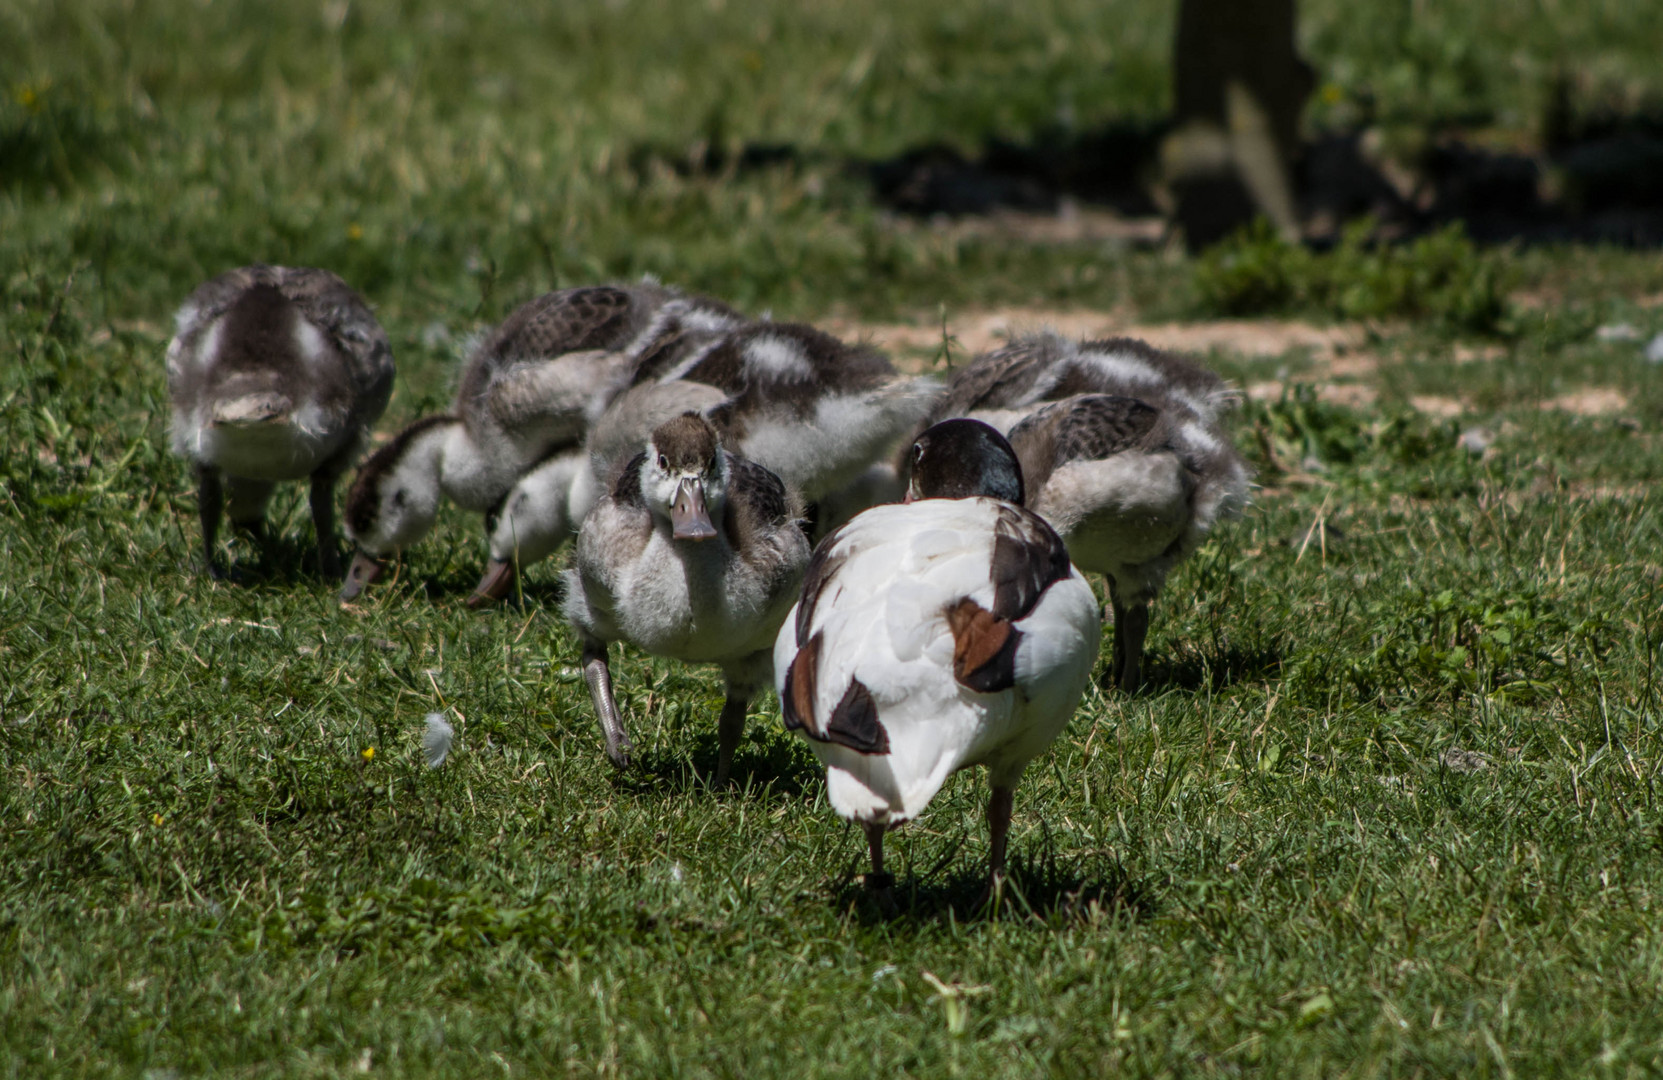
714;691;749;788
864;821;896;914
581;638;633;770
197;465;224;577
1116;602;1150;694
309;471;341;578
1106;581;1149;693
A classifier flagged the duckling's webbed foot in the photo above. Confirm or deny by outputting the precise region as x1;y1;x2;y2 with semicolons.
582;639;633;770
1105;583;1149;694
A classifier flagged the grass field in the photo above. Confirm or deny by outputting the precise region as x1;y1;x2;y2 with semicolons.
6;1;1663;1076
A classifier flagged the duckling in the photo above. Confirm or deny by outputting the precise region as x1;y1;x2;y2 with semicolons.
774;419;1100;905
922;334;1251;691
564;413;811;785
466;319;936;603
340;283;740;598
166;264;394;578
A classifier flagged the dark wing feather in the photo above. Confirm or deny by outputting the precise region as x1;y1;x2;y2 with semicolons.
611;452;649;508
920;338;1058;428
455;287;638;405
824;678;889;754
1006;394;1161;494
989;504;1074;623
492;287;636;360
722;453;796;550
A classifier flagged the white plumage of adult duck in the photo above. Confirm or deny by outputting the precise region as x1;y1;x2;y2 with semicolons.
564;412;811;786
339;282;741;599
468;315;935;604
166;264;395;578
774;419;1100;905
919;334;1250;691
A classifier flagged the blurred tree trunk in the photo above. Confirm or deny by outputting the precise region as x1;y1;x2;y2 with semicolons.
1161;0;1313;250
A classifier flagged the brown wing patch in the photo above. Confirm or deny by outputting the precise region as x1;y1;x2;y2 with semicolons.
825;678;889;754
945;597;1024;693
780;632;822;735
990;505;1074;622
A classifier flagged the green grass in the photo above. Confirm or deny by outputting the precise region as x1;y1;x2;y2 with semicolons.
7;1;1663;1075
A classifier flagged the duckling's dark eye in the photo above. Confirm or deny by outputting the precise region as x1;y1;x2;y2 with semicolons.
657;454;669;470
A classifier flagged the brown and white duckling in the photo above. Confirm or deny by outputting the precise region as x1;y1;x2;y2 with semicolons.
564;413;811;785
166;264;394;578
774;419;1100;905
340;283;740;598
920;334;1251;691
468;319;935;603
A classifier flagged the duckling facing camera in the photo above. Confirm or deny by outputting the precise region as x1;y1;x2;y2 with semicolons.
564;413;811;786
166;264;394;578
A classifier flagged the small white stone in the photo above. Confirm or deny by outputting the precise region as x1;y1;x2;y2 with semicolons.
1646;333;1663;364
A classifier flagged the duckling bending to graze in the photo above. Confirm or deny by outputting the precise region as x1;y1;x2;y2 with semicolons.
774;419;1100;907
564;413;811;785
167;264;394;578
341;283;740;599
920;334;1251;692
467;319;937;603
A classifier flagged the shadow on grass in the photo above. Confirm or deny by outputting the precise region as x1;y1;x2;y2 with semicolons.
614;735;823;802
211;530;336;587
831;848;1159;928
1130;639;1285;694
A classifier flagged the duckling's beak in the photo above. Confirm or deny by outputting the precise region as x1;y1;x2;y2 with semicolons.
670;477;717;541
467;559;516;609
340;551;386;600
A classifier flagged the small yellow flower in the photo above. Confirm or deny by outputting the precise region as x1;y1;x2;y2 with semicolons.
347;223;364;241
1320;83;1344;106
151;813;164;826
361;746;375;762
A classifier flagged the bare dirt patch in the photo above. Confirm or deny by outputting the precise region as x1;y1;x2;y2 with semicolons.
833;309;1372;372
1543;389;1630;416
1409;395;1467;419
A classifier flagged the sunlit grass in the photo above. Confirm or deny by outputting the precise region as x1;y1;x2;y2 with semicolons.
5;0;1663;1075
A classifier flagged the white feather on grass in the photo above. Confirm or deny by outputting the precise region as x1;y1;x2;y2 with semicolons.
423;713;455;768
